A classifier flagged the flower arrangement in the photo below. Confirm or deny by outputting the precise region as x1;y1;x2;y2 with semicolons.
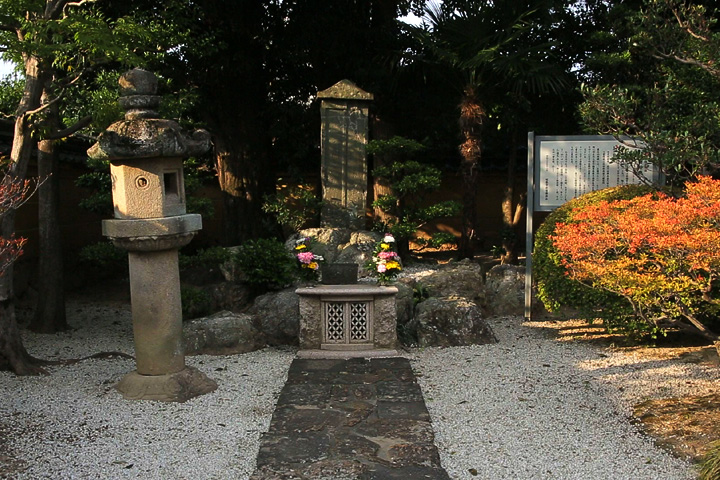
294;237;324;281
367;234;402;283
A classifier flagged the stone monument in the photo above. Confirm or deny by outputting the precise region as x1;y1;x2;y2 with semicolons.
318;79;373;229
88;68;217;402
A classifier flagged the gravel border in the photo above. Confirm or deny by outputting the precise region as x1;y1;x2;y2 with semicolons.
2;291;719;479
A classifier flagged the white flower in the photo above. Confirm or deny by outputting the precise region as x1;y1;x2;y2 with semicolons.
383;234;395;243
314;255;324;261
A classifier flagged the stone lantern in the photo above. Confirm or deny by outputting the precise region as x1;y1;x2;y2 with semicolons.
88;68;217;402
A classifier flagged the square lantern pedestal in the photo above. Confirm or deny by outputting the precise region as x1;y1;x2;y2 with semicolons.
296;285;399;359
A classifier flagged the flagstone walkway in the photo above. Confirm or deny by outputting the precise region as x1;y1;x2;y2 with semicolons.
251;357;450;479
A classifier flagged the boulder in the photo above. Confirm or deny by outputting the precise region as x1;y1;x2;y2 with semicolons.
203;282;253;313
184;311;265;355
394;280;416;345
418;259;485;303
410;296;496;347
286;228;352;264
336;231;383;278
287;228;382;278
247;288;300;346
219;246;244;283
484;264;526;316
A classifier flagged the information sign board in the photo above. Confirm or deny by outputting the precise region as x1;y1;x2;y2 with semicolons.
534;136;654;211
525;134;660;319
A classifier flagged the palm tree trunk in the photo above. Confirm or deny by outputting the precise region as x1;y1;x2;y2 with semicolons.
500;128;524;265
457;87;485;260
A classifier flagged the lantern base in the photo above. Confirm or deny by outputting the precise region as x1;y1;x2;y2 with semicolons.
116;366;217;402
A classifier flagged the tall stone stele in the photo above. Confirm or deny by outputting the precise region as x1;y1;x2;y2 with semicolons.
88;68;217;402
318;79;373;230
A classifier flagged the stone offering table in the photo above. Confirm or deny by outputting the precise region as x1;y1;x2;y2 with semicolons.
296;284;399;358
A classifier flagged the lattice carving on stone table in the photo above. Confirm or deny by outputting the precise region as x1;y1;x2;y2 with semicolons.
325;302;345;343
349;302;369;342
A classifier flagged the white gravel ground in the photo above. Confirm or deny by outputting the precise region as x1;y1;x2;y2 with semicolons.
410;315;720;480
1;297;295;480
2;289;719;479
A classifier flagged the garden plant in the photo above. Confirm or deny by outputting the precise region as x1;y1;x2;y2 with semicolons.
550;176;720;341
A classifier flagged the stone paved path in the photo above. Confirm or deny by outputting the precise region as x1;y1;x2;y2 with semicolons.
251;357;450;479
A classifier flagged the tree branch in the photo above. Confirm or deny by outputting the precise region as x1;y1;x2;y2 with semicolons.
652;51;720;79
672;8;710;42
45;115;92;139
23;95;61;118
63;0;96;17
45;0;70;20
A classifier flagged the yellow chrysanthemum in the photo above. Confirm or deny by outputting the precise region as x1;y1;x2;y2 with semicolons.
380;243;390;250
386;261;401;270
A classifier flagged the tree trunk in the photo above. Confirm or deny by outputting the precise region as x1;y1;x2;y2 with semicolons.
213;134;276;244
500;128;525;265
0;55;48;374
30;91;67;333
457;87;484;260
0;298;44;375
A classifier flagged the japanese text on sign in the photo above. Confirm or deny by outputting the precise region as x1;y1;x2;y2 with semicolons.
536;139;652;210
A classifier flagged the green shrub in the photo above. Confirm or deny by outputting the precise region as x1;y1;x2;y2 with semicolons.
368;136;460;255
534;184;657;328
232;238;296;291
78;241;127;272
262;186;322;234
181;285;212;320
700;440;720;480
415;232;457;249
179;246;233;271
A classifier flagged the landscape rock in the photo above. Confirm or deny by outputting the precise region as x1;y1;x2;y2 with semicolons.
219;246;244;283
484;264;526;316
394;280;416;345
247;288;300;346
336;231;382;278
203;282;253;313
286;228;352;264
418;260;485;303
287;228;381;273
184;311;265;355
410;296;496;347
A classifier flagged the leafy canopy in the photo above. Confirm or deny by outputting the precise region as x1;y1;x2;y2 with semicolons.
580;0;720;183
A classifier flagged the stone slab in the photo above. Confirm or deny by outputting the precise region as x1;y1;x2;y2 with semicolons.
103;214;202;238
296;349;400;359
252;357;449;479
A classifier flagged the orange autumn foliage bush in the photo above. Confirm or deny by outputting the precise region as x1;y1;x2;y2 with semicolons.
0;174;34;275
551;176;720;340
